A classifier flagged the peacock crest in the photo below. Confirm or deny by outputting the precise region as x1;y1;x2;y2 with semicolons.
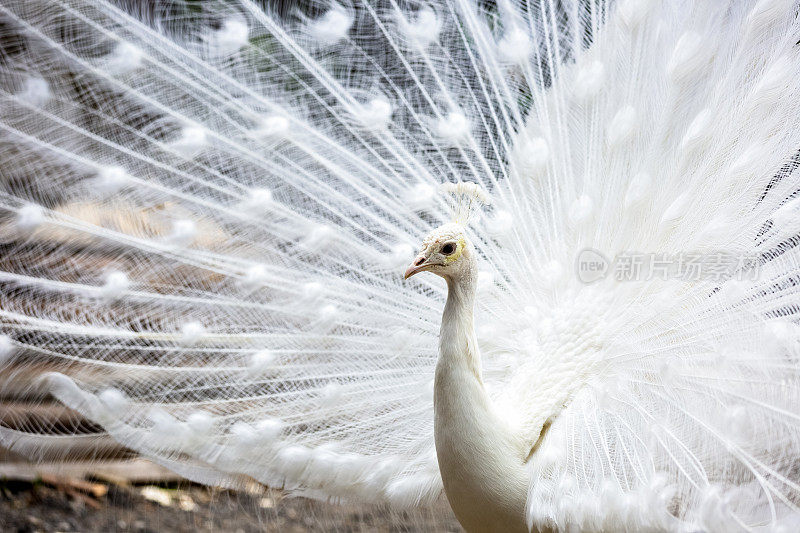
440;181;490;226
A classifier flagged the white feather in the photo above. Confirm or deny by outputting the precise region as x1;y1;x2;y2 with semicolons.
308;7;352;46
206;18;249;57
94;166;131;195
15;204;45;231
179;321;206;346
398;7;441;50
18;76;50;107
100;271;130;299
105;42;143;75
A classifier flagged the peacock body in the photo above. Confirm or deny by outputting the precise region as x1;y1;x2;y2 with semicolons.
1;0;800;531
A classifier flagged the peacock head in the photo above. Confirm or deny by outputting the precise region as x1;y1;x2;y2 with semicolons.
404;223;473;280
404;182;487;281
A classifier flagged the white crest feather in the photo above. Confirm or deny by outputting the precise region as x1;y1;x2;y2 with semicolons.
440;181;490;225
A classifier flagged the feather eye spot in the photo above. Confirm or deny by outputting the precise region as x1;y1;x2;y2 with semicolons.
352;97;393;130
98;388;127;411
278;445;312;478
386;243;414;270
206;18;249;57
667;32;707;82
405;182;436;211
101;271;130;299
541;260;563;285
167;219;197;247
170;126;208;159
518;137;550;173
607;106;638;147
18;76;51;107
186;411;215;436
105;42;143;75
573;61;605;101
746;0;791;36
497;27;531;65
179;321;206;346
231;421;257;446
487;209;513;237
434;111;471;144
309;7;353;46
249;115;290;140
320;382;344;405
239;188;274;217
242;264;268;289
16;204;45;231
399;7;440;50
248;349;276;373
95;166;131;195
680;108;712;152
256;418;284;441
301;281;324;303
313;304;338;332
617;0;653;29
302;224;335;250
624;172;651;208
568;195;594;225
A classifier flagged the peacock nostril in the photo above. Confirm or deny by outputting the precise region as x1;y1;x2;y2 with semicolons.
414;256;426;266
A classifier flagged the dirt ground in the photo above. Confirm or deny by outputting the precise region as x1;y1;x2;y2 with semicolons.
0;478;462;533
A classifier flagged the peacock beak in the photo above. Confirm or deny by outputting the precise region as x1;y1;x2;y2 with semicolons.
404;255;431;279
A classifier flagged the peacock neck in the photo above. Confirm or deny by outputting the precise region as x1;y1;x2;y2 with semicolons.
433;264;529;532
439;273;481;380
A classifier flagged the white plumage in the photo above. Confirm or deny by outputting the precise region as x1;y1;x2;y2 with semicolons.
1;0;800;531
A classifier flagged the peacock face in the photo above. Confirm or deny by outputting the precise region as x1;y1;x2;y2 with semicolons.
404;223;468;280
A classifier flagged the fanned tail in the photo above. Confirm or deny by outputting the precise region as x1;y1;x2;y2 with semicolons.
0;0;518;505
3;0;800;530
460;0;800;530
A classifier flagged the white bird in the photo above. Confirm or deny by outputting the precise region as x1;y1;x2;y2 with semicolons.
1;0;800;531
405;216;531;532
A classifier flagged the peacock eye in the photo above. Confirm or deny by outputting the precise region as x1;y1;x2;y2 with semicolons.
440;242;456;255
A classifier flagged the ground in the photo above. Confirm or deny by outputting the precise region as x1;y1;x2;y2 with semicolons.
0;478;462;533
